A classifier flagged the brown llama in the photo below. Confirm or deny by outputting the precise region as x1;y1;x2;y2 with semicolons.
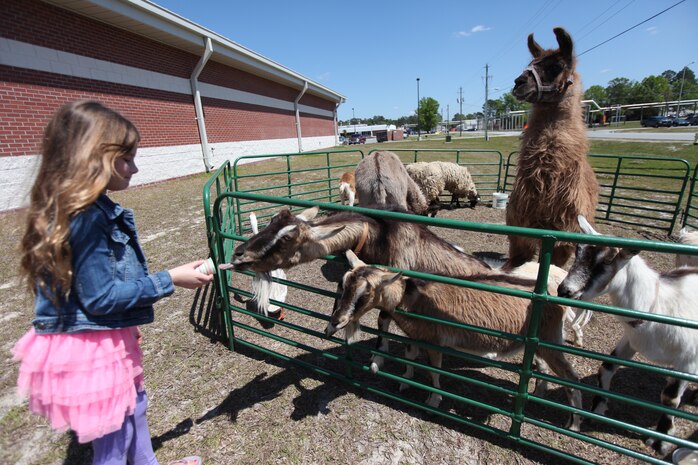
505;27;598;269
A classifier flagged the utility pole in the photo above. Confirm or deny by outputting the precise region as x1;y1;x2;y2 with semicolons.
446;104;449;133
416;77;421;141
458;87;464;136
484;64;490;142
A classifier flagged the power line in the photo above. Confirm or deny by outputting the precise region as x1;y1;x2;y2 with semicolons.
576;0;635;43
573;0;622;38
578;0;686;57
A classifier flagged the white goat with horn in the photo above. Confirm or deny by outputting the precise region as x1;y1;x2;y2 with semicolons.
558;215;698;455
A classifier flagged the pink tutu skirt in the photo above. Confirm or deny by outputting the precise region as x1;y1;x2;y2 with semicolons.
12;327;144;443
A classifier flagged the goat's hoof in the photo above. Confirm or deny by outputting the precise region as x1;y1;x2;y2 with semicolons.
565;416;582;432
370;357;383;373
426;394;442;408
399;382;409;392
591;397;608;416
645;437;672;456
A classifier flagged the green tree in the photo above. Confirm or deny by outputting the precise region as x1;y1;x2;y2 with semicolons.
500;92;530;112
584;85;608;106
418;97;440;132
452;113;466;121
632;75;670;104
606;77;635;105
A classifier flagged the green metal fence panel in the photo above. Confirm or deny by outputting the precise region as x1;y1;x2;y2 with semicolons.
369;148;504;196
504;152;691;234
203;154;698;465
682;164;698;229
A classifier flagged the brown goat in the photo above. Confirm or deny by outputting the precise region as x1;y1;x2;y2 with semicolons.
338;171;357;206
506;27;598;268
325;250;582;430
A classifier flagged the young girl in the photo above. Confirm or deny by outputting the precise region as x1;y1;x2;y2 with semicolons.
12;101;211;465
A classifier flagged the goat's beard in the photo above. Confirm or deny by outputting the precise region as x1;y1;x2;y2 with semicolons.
251;272;273;316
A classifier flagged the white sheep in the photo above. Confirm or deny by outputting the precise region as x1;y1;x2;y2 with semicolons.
406;161;479;216
675;227;698;267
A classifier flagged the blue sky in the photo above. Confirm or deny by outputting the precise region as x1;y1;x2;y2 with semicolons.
154;0;695;121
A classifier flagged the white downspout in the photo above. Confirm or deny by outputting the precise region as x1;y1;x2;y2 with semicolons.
333;102;340;145
191;37;214;172
294;81;308;152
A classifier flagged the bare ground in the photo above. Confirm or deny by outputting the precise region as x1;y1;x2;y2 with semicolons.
1;172;696;465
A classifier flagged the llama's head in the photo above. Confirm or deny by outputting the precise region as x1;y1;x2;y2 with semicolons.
229;206;344;272
557;215;639;300
325;250;403;343
513;27;577;104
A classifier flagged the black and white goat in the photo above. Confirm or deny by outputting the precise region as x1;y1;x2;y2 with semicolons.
557;215;698;455
326;250;583;430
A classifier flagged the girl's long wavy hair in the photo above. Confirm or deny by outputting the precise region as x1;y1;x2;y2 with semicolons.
20;101;140;299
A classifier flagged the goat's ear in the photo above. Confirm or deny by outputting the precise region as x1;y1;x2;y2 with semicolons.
577;215;599;235
249;213;259;235
310;224;345;241
345;249;366;269
296;206;319;222
528;33;543;58
380;272;403;287
554;27;574;63
619;248;640;259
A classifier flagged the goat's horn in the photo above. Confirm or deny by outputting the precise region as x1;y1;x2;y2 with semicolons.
345;249;366;268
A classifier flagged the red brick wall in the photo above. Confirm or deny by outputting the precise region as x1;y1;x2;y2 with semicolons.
1;0;336;158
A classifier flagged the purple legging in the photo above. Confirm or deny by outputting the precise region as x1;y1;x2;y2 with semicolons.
92;390;159;465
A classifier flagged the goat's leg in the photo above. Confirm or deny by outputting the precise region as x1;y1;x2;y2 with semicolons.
399;344;420;392
540;348;583;431
532;355;551;397
592;336;636;416
645;377;690;455
370;311;393;373
424;349;444;408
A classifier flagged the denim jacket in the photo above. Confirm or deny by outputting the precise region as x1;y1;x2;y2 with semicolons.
32;194;174;334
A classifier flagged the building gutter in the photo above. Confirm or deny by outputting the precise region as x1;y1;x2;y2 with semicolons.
294;80;308;152
190;36;214;171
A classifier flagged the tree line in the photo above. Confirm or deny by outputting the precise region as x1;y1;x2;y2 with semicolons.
339;66;697;129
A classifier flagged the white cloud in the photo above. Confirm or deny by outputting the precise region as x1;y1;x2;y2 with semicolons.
646;26;658;35
600;69;611;74
316;72;330;81
454;25;491;38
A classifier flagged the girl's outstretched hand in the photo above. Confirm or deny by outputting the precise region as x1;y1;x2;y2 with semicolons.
168;260;214;289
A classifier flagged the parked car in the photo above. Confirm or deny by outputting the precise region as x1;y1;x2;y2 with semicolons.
640;115;672;128
338;135;347;145
671;117;690;127
687;114;698;126
348;133;366;145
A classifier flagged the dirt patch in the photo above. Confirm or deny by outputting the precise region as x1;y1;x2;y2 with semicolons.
1;173;695;465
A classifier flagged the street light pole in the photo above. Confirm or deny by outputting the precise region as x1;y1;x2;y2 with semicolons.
352;107;356;133
417;78;421;142
678;61;695;116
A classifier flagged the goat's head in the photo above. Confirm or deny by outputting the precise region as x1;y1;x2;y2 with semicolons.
468;190;480;208
513;27;576;104
230;206;344;272
325;250;403;343
557;215;639;300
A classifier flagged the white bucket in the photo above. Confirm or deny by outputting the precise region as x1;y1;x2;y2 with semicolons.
492;192;509;209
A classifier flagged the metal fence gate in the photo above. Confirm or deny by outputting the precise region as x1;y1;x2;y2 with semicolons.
203;151;698;465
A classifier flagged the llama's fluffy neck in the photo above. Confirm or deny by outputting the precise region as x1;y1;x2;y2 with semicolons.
525;74;584;133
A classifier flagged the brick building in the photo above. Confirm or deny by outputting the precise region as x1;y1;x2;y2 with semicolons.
0;0;346;211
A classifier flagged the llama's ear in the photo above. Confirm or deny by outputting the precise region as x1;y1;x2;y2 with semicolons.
577;215;599;235
296;206;319;221
380;272;403;287
527;33;543;58
554;27;574;63
309;224;345;241
345;250;366;269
